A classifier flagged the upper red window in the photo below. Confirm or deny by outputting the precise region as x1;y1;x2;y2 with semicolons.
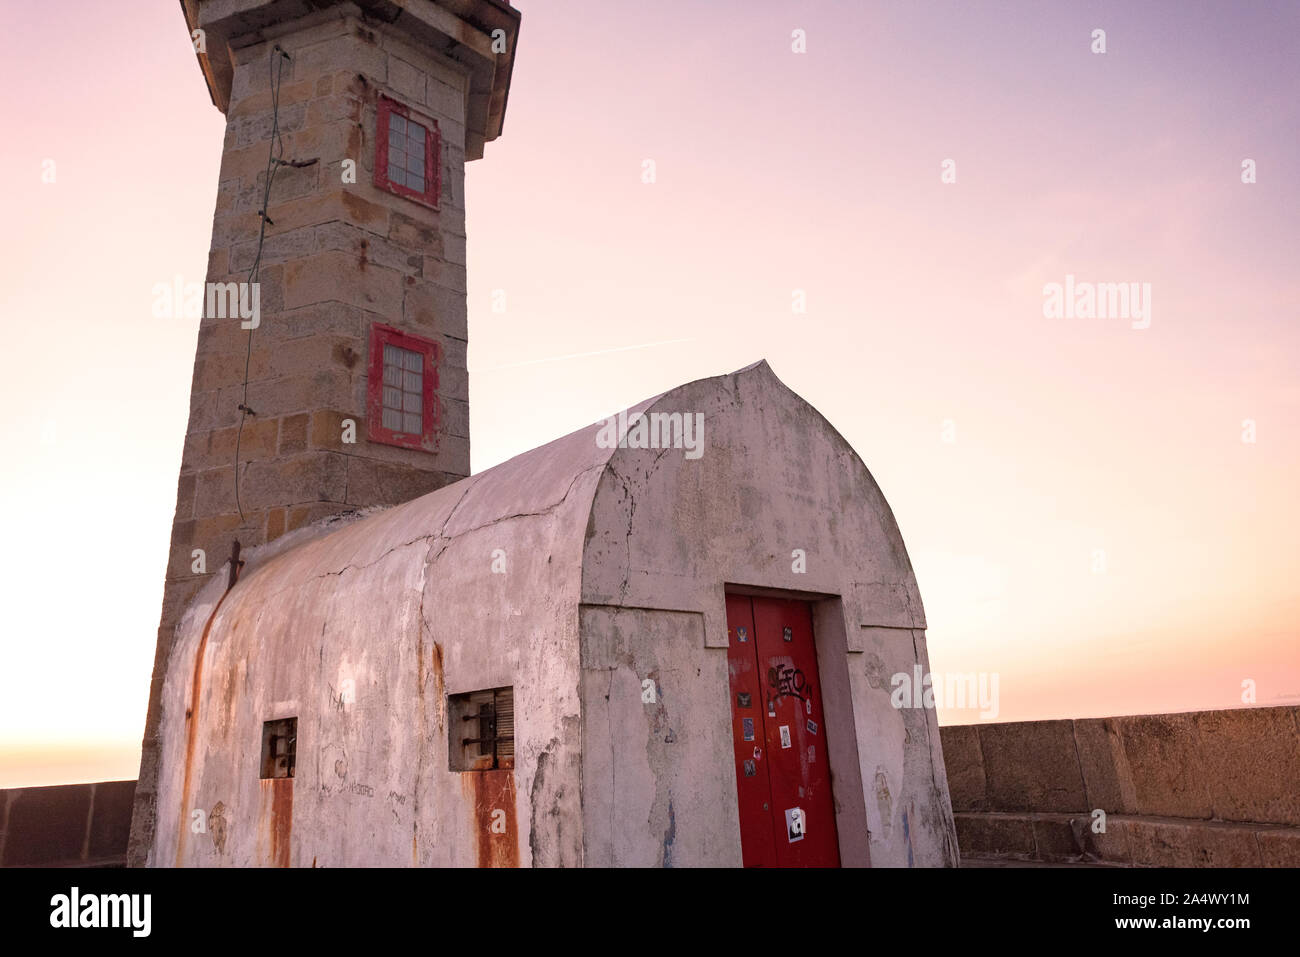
367;324;440;452
375;95;441;208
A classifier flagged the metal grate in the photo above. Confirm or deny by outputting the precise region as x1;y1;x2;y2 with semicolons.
260;717;297;779
451;687;514;770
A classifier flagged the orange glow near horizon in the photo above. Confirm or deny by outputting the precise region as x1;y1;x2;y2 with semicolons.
1;0;1298;788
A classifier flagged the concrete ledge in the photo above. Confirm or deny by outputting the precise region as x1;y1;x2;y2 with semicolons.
942;706;1300;825
954;811;1300;868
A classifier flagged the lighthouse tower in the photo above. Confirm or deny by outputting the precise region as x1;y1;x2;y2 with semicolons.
129;0;520;865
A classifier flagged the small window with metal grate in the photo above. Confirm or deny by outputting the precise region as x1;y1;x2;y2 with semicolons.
366;323;440;451
448;687;514;771
260;717;297;779
375;94;440;207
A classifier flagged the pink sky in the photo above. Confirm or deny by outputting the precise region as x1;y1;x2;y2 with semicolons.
1;0;1297;787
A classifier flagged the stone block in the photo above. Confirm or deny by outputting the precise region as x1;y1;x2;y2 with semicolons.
1195;707;1300;825
232;101;306;149
1114;713;1214;820
238;452;348;510
388;209;444;256
184;418;279;472
1030;816;1082;861
244;370;358;417
422;256;467;293
1125;819;1262;867
230;225;317;273
978;720;1088;813
193;467;237;517
440;397;469;439
344;457;449;507
279;413;310;455
1073;717;1137;814
404;276;467;339
293;31;388;88
282;249;403;315
310;410;359;451
953;813;1034;861
315;221;423;275
389;56;426;103
938;725;986;811
1257;828;1300;867
174;472;197;523
226;78;316;119
1078;813;1132;863
266;506;287;542
268;301;370;342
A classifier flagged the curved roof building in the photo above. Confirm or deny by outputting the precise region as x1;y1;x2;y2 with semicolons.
151;362;957;867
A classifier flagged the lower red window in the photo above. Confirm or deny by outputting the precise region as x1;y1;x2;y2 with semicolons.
367;324;440;451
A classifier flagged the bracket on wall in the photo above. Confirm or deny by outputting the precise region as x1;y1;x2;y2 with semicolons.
228;540;246;590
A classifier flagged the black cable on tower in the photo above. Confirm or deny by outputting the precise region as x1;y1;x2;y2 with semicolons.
233;44;292;522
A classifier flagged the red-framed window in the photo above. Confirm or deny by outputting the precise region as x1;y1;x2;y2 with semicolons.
367;324;440;452
375;94;441;208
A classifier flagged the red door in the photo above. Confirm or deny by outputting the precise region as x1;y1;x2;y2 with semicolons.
725;594;840;867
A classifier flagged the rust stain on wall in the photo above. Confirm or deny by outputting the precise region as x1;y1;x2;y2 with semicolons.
259;778;293;868
431;642;445;695
461;767;518;868
431;641;445;729
175;589;232;865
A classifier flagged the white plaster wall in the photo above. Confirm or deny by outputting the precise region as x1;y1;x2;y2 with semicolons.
579;361;958;866
152;425;606;867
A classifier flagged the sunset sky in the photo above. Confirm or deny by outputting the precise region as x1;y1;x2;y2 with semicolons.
1;0;1297;788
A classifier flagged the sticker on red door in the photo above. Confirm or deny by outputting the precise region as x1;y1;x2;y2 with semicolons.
785;807;805;842
779;725;792;748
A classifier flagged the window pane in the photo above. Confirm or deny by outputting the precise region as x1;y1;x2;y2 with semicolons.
408;135;424;160
383;385;403;410
403;370;422;393
383;364;402;387
406;151;424;176
382;407;403;432
403;412;422;434
403;350;422;372
406;118;426;139
390;113;406;134
403;392;421;414
406;172;424;192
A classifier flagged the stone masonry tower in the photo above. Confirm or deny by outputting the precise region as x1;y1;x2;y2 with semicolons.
129;0;520;865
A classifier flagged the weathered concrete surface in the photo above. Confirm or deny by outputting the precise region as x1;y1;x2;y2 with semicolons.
0;781;135;867
944;706;1300;866
149;361;957;867
580;361;955;867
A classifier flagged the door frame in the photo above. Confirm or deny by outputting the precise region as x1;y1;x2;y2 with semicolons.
723;584;873;867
